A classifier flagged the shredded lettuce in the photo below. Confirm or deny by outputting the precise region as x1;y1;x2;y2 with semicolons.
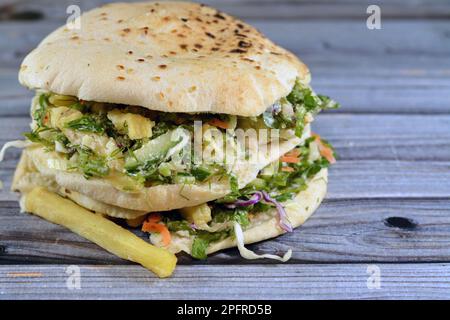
262;108;292;130
124;128;189;182
0;140;31;190
191;237;209;259
0;140;30;162
286;80;340;138
231;137;331;203
233;222;291;262
24;128;70;152
166;220;195;234
23;131;53;149
190;166;212;182
212;208;250;228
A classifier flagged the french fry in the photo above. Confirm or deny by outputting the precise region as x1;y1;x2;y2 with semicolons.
179;203;212;226
24;187;177;278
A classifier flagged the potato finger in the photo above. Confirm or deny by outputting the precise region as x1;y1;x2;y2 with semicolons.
24;187;177;278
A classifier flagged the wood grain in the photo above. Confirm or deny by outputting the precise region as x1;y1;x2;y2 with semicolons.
1;198;450;265
1;263;450;300
1;0;449;300
2;0;450;21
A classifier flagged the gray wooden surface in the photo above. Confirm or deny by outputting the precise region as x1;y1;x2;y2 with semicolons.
0;0;449;300
2;264;450;300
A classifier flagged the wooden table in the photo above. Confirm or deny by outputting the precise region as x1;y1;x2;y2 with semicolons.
1;0;449;300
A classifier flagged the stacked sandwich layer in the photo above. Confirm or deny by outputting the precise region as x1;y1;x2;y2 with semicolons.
14;79;336;258
12;2;339;261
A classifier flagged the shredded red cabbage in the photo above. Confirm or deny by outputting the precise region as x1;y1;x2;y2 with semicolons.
225;191;263;209
261;191;293;232
189;223;198;230
271;102;282;114
223;190;293;233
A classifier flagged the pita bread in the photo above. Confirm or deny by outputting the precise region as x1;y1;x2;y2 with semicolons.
12;151;147;219
13;149;328;255
19;1;309;117
152;168;328;255
12;151;59;194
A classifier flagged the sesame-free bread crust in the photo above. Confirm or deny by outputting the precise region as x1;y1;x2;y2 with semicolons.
19;1;309;116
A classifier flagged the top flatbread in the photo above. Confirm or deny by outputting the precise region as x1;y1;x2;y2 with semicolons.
18;1;309;116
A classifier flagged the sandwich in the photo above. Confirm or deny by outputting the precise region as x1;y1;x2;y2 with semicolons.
3;1;339;277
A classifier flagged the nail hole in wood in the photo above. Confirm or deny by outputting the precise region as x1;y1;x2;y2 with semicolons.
0;7;44;21
13;11;44;20
384;217;417;230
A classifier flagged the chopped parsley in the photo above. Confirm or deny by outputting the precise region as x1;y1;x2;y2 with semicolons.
191;230;229;260
24;127;71;152
33;93;50;127
65;114;109;134
74;147;110;178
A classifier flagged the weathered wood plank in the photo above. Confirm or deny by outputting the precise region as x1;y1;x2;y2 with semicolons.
331;161;450;199
0;69;31;114
2;0;450;21
1;263;450;299
316;114;450;161
1;198;450;265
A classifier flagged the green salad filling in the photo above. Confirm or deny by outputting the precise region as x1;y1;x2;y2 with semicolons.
158;136;335;259
23;79;339;259
24;79;338;190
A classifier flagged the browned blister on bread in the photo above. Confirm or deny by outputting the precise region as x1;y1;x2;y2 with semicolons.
19;1;309;116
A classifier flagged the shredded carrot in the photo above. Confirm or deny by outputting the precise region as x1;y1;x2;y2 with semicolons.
319;146;336;164
141;213;171;246
43;114;50;126
284;149;300;157
281;166;294;172
312;133;336;164
147;213;161;223
280;155;300;163
208;118;229;129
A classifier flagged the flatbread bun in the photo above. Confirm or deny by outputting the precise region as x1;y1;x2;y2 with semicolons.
14;149;327;255
155;168;328;255
12;151;147;219
18;1;309;116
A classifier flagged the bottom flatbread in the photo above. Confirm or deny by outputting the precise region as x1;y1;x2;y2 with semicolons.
12;151;147;219
151;168;328;255
12;149;327;255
